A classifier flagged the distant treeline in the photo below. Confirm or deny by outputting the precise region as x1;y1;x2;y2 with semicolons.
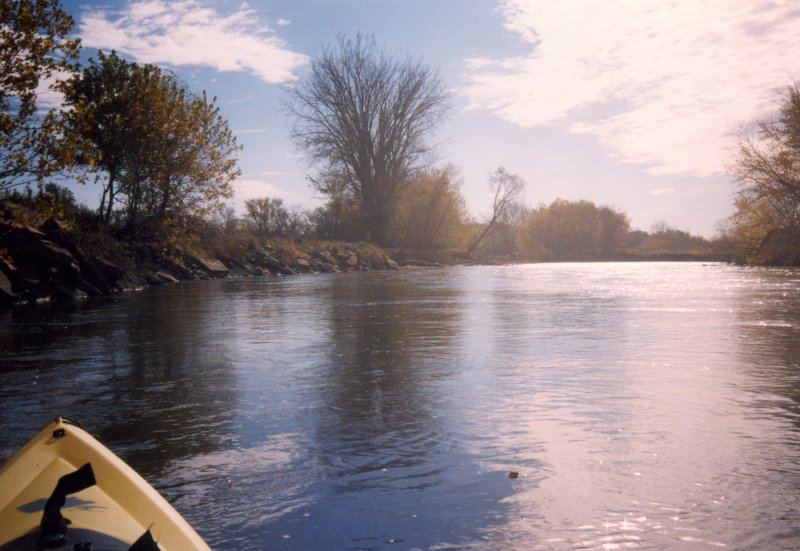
0;2;796;266
3;180;731;265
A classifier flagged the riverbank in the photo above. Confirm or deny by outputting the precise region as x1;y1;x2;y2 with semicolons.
0;201;401;308
0;199;735;309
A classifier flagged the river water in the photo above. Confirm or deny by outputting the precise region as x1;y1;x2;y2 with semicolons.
1;262;800;550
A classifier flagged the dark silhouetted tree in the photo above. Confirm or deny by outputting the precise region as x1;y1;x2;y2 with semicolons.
288;33;448;245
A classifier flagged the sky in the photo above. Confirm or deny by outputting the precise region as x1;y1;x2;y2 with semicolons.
56;0;800;237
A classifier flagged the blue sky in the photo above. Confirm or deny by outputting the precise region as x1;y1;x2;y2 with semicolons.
56;0;800;236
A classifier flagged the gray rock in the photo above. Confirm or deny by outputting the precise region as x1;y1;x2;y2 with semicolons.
0;225;107;297
146;270;181;285
39;218;115;294
0;226;76;270
317;262;340;273
114;269;147;291
0;269;13;303
218;255;253;277
0;256;19;292
187;257;229;278
315;250;336;264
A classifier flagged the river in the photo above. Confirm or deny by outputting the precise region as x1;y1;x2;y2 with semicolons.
1;262;799;550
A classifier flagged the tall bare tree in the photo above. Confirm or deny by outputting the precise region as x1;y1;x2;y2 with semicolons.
466;167;525;257
288;33;448;245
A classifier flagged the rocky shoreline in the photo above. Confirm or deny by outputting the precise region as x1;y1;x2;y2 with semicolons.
0;213;401;309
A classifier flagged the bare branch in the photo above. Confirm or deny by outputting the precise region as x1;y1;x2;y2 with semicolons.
287;33;448;244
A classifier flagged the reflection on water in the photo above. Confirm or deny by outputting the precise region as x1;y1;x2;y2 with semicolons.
1;263;800;550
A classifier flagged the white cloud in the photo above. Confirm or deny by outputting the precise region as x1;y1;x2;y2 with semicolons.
460;0;800;177
233;178;290;202
650;187;675;196
35;71;71;110
232;177;320;215
276;18;291;27
78;0;307;84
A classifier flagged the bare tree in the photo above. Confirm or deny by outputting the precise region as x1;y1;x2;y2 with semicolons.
245;197;287;238
466;167;525;257
288;33;448;245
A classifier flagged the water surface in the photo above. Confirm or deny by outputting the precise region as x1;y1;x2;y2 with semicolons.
1;263;799;550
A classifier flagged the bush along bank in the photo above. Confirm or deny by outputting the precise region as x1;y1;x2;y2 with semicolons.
0;203;401;309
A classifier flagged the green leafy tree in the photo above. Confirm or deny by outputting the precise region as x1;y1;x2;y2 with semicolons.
0;0;80;189
289;33;448;246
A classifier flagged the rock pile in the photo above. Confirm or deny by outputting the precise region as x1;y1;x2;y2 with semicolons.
0;212;401;307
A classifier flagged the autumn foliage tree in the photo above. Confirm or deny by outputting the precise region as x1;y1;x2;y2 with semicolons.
518;199;630;261
289;34;448;246
61;51;240;242
730;84;800;265
391;165;468;252
0;0;80;189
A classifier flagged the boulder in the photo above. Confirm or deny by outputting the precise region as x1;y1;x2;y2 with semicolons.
114;269;148;291
0;270;13;303
295;258;311;271
0;257;20;292
52;286;89;302
0;226;76;270
387;259;400;270
186;257;229;279
39;218;115;294
317;262;339;274
346;254;359;269
145;270;181;285
200;259;229;278
266;256;284;272
0;225;106;297
218;255;253;277
315;250;336;264
93;258;124;284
